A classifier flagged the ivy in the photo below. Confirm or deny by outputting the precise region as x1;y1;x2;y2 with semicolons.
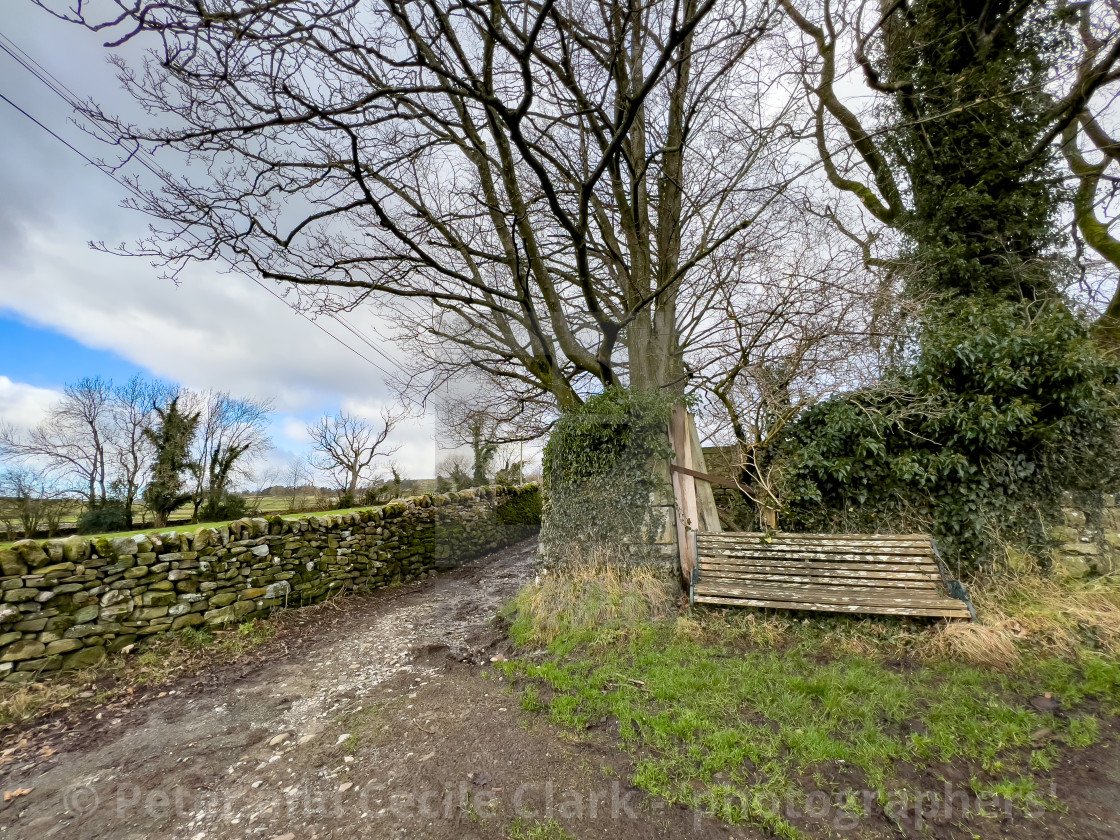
540;387;676;567
779;296;1120;572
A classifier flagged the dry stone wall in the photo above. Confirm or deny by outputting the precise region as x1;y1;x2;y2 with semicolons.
0;484;539;683
1044;491;1120;579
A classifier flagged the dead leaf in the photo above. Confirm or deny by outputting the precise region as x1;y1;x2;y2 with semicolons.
1030;727;1053;744
3;788;32;802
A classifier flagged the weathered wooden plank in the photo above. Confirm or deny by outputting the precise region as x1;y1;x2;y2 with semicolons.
697;561;942;580
670;405;699;580
697;549;936;565
693;594;971;619
698;570;941;590
694;582;967;609
699;532;932;543
686;410;722;534
697;578;943;600
697;555;940;572
696;542;935;558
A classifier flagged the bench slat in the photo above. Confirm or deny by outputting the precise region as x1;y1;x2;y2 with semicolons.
694;582;965;609
693;594;971;619
699;571;941;591
698;561;942;580
698;558;941;574
698;533;932;548
698;546;936;561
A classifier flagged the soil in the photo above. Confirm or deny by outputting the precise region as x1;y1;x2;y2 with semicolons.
0;538;1117;840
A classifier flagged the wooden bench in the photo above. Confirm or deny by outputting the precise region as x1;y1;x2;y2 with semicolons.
691;532;973;620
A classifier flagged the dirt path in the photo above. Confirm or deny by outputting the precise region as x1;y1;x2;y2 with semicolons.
3;540;1119;840
0;539;729;840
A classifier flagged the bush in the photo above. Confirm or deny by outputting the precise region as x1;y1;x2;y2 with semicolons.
76;500;130;535
540;387;675;567
198;494;249;522
495;486;543;526
779;295;1120;572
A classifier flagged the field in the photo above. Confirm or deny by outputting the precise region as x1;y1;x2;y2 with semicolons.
0;480;439;549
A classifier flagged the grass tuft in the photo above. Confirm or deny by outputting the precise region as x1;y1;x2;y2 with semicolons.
506;561;675;649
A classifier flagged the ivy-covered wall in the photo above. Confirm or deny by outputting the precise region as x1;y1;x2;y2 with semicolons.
0;484;539;683
1044;491;1120;579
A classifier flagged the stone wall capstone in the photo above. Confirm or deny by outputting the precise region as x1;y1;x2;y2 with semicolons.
0;484;539;683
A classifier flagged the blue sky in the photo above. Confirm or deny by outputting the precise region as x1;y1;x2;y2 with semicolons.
0;311;142;389
0;6;441;478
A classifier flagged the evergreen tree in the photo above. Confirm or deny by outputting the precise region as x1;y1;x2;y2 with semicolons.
143;396;200;527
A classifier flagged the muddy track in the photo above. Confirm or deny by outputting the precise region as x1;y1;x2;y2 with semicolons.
0;539;728;840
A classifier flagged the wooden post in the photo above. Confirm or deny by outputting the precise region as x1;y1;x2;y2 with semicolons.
685;411;721;534
669;405;699;581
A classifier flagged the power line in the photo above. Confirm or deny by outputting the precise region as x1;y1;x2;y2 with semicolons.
0;32;398;379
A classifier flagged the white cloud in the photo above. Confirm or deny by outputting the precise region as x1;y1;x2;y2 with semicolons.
0;376;60;431
0;7;446;481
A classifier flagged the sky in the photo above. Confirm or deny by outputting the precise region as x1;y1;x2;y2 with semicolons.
0;5;442;481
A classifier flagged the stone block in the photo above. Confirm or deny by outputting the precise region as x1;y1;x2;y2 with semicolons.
61;645;105;670
209;592;238;608
45;638;84;655
4;589;38;603
110;537;139;557
1;639;46;662
1052;552;1093;579
1059;541;1100;555
11;540;49;569
61;536;90;563
107;634;138;653
0;549;27;578
73;605;100;624
1062;508;1087;528
172;612;205;630
142;591;177;607
132;606;169;621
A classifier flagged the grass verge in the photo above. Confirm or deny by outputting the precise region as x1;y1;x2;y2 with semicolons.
500;569;1120;839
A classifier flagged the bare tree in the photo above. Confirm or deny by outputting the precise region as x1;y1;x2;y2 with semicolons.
307;409;401;502
0;377;113;507
279;456;315;513
690;203;901;516
436;453;473;491
1057;3;1120;343
0;467;67;539
109;374;168;526
184;391;274;520
41;0;800;412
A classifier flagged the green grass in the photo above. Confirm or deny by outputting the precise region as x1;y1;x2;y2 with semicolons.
506;817;577;840
499;610;1120;839
0;500;414;550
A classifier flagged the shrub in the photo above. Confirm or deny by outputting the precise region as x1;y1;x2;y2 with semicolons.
76;500;129;535
779;295;1120;572
198;494;249;522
